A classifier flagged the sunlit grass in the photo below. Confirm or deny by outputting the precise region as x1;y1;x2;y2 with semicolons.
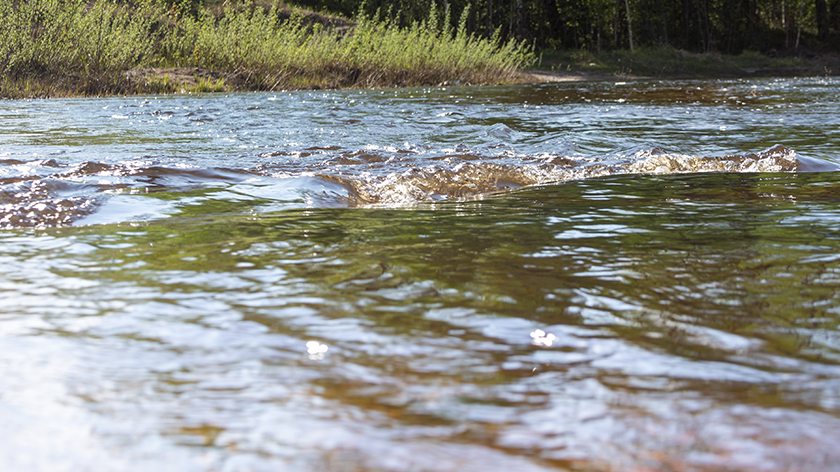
0;0;533;98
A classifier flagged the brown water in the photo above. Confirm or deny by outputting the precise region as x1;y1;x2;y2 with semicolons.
2;78;840;471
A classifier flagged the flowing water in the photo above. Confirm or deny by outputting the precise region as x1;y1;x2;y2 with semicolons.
2;78;840;471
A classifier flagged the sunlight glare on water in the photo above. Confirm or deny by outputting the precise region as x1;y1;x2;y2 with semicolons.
2;77;840;471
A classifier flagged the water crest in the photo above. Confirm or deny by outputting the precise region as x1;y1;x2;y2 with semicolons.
1;142;831;228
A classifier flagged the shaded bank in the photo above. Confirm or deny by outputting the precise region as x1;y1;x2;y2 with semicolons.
125;48;840;92
0;0;532;99
526;47;840;82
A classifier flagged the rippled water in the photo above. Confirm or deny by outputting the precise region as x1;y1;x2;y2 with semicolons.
3;78;840;471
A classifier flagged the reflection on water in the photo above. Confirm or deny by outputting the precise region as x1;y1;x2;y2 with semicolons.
2;78;840;471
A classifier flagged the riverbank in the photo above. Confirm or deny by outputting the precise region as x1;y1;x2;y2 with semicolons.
0;0;531;99
126;48;840;93
3;1;838;99
525;47;840;83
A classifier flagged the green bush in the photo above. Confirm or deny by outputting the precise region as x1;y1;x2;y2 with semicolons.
0;0;532;98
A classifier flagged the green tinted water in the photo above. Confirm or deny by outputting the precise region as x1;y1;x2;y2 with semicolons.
2;79;840;471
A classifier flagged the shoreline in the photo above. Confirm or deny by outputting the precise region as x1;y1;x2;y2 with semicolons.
126;60;840;93
523;49;840;84
4;61;837;101
523;70;634;83
111;54;840;93
5;46;840;99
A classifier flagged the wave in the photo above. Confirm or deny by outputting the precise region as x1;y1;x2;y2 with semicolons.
0;145;836;229
335;144;836;204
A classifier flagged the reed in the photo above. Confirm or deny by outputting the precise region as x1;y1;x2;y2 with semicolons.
0;0;533;98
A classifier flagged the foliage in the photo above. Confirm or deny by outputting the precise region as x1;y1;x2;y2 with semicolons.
0;0;163;94
287;0;840;54
0;0;532;98
160;2;532;89
533;45;825;78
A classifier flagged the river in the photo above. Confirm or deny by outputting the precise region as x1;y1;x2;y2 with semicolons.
2;77;840;471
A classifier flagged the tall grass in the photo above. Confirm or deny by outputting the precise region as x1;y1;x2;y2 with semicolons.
0;0;164;95
163;3;532;89
0;0;534;98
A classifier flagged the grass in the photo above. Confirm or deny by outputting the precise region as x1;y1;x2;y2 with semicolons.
0;0;534;98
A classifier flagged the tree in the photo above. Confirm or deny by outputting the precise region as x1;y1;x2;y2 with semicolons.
816;0;830;40
281;0;839;53
625;0;634;50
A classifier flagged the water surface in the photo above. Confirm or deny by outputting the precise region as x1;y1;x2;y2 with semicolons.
2;78;840;471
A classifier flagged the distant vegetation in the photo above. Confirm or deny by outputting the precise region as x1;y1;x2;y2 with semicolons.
0;0;533;98
534;46;840;78
289;0;840;54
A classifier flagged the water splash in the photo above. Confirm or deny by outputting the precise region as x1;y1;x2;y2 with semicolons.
336;144;826;205
0;144;835;228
